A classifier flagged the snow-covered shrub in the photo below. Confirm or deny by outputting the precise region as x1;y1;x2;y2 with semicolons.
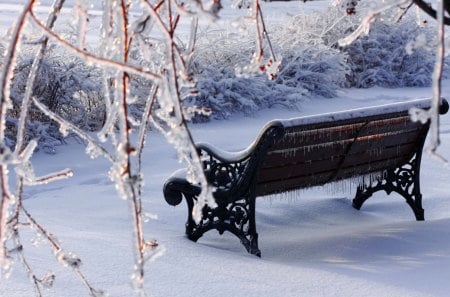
341;19;449;88
186;26;349;120
7;46;104;153
294;3;450;88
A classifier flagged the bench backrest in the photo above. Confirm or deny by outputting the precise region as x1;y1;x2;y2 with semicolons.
254;99;447;196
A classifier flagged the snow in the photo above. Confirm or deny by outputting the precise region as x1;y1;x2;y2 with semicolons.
3;81;450;297
279;97;438;127
2;1;450;297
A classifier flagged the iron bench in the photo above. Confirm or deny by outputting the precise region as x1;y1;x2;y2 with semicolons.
163;98;449;257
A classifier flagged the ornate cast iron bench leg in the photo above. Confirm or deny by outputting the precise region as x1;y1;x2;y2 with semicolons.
352;150;425;221
164;178;261;256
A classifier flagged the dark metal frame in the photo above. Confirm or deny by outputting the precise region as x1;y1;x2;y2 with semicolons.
164;124;284;257
352;138;427;221
163;99;448;256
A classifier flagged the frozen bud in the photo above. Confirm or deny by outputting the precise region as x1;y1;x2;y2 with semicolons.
335;0;360;15
56;251;82;269
86;142;102;159
232;0;250;9
39;272;56;288
144;240;158;249
209;0;223;15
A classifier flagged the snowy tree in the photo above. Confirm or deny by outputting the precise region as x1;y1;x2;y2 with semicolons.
0;0;276;296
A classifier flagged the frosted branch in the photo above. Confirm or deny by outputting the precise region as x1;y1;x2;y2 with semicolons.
338;0;411;47
14;0;66;156
424;0;446;160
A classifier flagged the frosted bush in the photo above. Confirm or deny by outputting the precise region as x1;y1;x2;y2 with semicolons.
342;17;449;88
186;24;348;120
297;3;450;88
7;45;104;153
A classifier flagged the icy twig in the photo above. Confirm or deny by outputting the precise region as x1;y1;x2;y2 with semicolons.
74;0;88;49
425;0;446;160
111;2;148;295
136;85;158;191
255;2;277;63
14;0;66;156
409;0;447;161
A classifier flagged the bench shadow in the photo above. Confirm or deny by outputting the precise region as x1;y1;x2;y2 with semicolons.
196;195;450;295
255;196;450;294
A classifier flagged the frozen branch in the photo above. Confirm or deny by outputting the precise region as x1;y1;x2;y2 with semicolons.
14;0;66;156
338;0;411;47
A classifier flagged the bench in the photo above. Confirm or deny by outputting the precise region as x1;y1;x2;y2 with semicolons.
163;98;449;257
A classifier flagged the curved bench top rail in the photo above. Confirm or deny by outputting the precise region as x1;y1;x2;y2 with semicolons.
278;97;445;129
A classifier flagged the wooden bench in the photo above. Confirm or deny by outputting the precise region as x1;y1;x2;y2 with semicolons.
163;98;449;257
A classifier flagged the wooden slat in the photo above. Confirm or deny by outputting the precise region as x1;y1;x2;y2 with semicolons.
256;143;417;183
272;116;424;149
261;129;424;169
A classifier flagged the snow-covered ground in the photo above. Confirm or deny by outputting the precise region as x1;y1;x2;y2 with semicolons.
2;1;450;297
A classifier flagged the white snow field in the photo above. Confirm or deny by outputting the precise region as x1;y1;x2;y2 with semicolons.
1;1;450;297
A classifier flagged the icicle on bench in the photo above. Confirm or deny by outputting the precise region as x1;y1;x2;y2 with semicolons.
163;98;449;257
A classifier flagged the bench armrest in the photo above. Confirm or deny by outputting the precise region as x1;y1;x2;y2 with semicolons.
195;142;254;163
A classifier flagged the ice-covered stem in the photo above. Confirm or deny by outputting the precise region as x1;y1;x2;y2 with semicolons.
136;85;158;196
114;2;147;295
252;0;276;63
0;1;36;140
407;0;447;160
14;0;66;156
0;0;37;274
0;166;13;273
75;0;89;49
11;180;47;297
428;0;446;157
